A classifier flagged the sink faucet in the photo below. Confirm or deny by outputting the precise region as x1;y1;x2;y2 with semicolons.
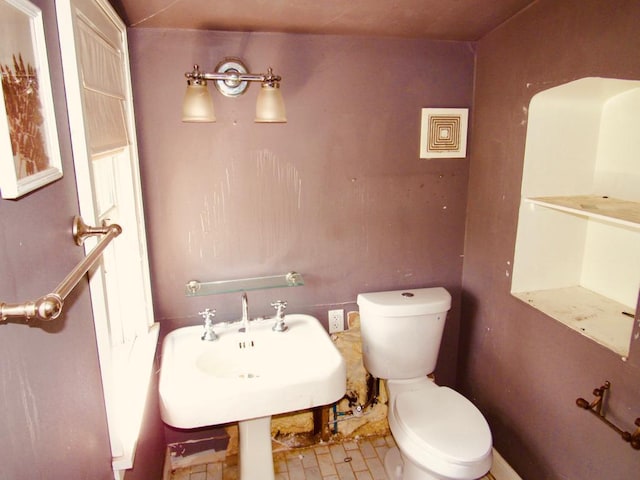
199;308;218;341
239;292;249;332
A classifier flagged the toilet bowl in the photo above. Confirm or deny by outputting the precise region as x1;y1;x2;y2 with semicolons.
357;287;493;480
385;378;492;480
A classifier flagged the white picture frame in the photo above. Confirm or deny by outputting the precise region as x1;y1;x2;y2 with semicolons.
420;108;469;159
0;0;62;199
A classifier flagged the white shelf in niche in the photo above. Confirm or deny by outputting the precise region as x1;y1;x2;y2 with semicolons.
511;77;640;358
527;195;640;229
513;287;634;356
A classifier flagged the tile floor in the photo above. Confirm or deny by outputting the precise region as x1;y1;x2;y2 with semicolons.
170;434;495;480
170;435;395;480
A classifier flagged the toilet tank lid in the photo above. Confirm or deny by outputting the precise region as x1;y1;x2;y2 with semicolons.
357;287;452;316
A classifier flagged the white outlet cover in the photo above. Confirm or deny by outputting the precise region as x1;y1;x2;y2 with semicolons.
328;309;345;333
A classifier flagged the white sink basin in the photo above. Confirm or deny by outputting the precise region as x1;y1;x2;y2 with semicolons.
159;314;346;480
160;314;346;427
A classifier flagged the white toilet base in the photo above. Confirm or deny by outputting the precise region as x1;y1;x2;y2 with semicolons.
385;446;444;480
384;446;404;480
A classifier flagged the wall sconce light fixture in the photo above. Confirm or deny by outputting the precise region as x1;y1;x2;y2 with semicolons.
182;57;286;123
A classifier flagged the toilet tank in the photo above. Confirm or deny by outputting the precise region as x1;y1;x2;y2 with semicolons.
357;287;451;379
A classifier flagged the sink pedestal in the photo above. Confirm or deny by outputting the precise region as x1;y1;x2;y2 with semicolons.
239;416;274;480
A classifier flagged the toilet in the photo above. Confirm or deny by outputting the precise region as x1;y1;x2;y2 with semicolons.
357;287;492;480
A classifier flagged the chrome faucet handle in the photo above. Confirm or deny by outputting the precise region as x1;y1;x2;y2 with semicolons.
199;308;216;322
271;300;288;332
271;300;287;317
199;308;218;341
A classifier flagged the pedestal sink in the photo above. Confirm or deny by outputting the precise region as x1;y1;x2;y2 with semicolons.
159;314;347;480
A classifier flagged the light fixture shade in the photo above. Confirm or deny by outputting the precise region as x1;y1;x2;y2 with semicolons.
182;83;215;122
255;84;287;123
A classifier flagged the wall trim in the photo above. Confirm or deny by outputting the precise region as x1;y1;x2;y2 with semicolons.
491;448;523;480
162;448;172;480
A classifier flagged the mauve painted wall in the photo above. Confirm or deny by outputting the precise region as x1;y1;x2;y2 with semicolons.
461;0;640;478
0;0;114;478
128;28;474;448
6;2;640;479
128;30;475;389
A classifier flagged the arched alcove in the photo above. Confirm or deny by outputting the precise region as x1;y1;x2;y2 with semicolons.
511;77;640;357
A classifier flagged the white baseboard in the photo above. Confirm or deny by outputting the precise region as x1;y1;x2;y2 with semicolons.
490;448;523;480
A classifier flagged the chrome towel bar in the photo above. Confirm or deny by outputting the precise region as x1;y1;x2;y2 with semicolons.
0;216;122;322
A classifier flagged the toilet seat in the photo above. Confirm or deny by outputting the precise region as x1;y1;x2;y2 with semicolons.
389;383;492;479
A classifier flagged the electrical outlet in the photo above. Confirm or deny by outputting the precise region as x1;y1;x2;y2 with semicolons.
328;309;345;333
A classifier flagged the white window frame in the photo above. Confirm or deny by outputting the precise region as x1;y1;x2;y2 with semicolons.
56;0;159;477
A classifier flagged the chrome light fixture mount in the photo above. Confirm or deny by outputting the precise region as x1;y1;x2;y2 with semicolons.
183;57;286;123
212;57;250;97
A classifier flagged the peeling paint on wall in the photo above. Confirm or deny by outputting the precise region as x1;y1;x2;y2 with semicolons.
187;149;303;264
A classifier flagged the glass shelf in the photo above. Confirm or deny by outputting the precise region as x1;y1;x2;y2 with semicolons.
185;271;304;297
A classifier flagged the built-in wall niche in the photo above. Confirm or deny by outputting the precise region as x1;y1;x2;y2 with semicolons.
511;77;640;358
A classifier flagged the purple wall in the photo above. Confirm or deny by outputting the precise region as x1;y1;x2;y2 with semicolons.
129;30;475;392
7;2;638;479
0;1;113;478
128;29;475;449
461;0;640;478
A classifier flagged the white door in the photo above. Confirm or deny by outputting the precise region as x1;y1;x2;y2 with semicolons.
56;0;158;476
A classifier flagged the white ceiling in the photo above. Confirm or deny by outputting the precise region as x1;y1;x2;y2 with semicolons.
114;0;536;41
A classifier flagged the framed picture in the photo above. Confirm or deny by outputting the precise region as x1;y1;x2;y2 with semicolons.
420;108;469;159
0;0;62;199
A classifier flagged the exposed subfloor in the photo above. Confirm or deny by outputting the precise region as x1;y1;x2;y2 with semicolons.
169;434;495;480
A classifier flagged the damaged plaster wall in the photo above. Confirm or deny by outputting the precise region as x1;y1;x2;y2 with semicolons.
167;313;389;468
271;312;388;440
329;312;388;438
